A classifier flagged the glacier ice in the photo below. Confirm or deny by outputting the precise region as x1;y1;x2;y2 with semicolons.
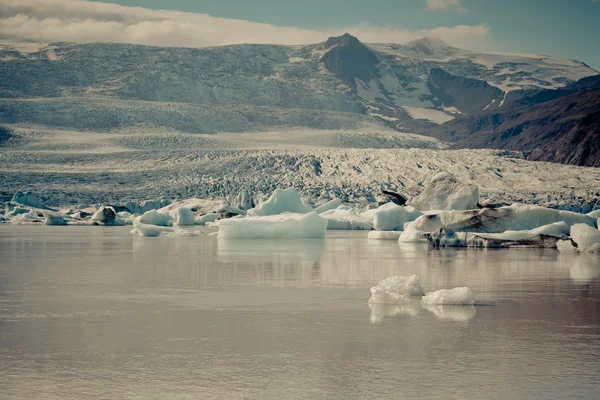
427;222;570;248
43;212;67;226
247;188;312;216
196;213;221;225
172;207;195;226
314;198;343;214
138;210;174;227
368;275;425;304
558;223;600;254
409;172;479;211
11;191;50;210
217;212;327;239
421;287;476;305
406;204;597;234
91;206;116;224
372;202;422;231
321;209;372;230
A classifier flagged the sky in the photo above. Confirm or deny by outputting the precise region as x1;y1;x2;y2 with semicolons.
1;0;599;70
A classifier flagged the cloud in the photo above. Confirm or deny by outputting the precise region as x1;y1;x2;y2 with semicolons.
0;0;488;48
425;0;468;12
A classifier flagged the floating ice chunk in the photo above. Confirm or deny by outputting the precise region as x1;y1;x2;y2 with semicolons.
11;209;43;223
43;212;67;226
372;202;422;231
196;213;221;225
409;172;479;211
314;198;342;214
368;231;402;240
11;191;50;210
321;209;372;230
427;222;570;248
423;305;476;321
247;188;312;216
138;210;173;226
158;198;234;215
91;206;116;224
562;223;600;253
557;239;579;253
116;211;134;225
172;207;195;226
368;275;425;304
422;287;476;305
131;221;172;237
398;224;428;243
407;204;597;234
217;212;327;239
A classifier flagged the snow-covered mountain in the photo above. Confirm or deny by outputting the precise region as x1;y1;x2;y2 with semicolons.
0;34;596;131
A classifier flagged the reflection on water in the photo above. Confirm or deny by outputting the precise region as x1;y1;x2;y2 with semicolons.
1;226;599;400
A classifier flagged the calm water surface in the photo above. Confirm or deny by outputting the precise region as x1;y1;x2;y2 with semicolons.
0;226;599;400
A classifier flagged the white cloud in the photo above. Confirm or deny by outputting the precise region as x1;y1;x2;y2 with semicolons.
0;0;488;48
425;0;468;12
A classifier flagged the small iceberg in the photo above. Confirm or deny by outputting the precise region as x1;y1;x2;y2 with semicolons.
368;275;424;304
217;212;327;239
421;287;476;305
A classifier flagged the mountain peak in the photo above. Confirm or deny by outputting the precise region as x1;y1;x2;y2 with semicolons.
324;33;362;49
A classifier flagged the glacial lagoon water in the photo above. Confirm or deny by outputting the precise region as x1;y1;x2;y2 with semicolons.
0;226;599;400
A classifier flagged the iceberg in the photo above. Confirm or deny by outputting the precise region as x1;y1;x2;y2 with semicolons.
409;172;479;211
407;204;597;234
43;212;67;226
421;287;476;305
196;213;221;225
91;206;116;224
138;210;173;226
247;188;312;216
172;207;195;226
321;209;372;230
217;212;327;239
368;275;425;304
372;202;422;231
558;223;600;253
314;198;342;214
398;224;428;243
427;222;570;248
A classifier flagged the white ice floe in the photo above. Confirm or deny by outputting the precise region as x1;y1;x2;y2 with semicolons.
43;212;67;226
91;206;116;224
130;221;200;237
314;198;342;214
372;202;422;231
587;210;600;219
421;287;476;305
407;204;597;234
409;172;479;211
427;221;571;248
247;188;312;216
172;207;195;226
368;275;425;304
321;209;372;230
217;212;327;239
368;231;403;240
116;211;134;225
558;223;600;254
196;213;221;225
138;209;173;226
398;224;428;243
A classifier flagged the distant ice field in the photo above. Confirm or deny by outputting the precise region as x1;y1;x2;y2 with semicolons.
0;125;598;209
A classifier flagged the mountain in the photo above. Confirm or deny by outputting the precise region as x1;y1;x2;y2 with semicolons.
0;35;596;133
433;88;600;167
